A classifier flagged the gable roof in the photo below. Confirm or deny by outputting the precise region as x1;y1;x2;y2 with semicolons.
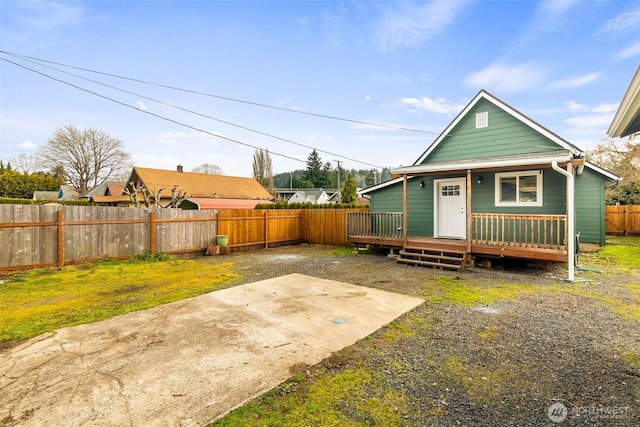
180;198;273;210
608;65;640;138
363;90;620;194
58;185;79;200
128;167;273;200
106;183;126;196
414;90;583;165
33;191;59;201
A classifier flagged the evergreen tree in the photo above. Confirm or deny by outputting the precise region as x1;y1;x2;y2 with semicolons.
304;149;325;187
341;172;358;204
0;169;63;199
365;169;377;187
380;167;392;182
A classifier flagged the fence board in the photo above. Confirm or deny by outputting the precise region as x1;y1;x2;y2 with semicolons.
606;205;640;235
0;205;366;270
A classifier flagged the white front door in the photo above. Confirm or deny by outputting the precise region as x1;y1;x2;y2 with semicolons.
434;178;466;239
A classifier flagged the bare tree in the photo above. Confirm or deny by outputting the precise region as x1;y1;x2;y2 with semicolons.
10;153;41;174
192;163;223;175
38;124;131;194
252;148;274;189
588;135;639;182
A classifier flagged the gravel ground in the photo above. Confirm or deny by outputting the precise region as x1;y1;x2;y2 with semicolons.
212;244;640;426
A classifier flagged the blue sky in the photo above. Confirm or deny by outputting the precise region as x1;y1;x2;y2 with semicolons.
1;0;639;179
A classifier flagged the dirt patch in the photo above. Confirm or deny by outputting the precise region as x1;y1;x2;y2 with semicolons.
209;244;640;426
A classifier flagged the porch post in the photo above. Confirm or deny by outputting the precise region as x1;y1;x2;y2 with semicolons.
402;175;408;247
552;161;575;281
466;169;472;253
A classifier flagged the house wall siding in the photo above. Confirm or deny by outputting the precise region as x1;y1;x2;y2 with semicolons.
370;178;432;236
424;99;561;164
575;168;606;245
471;168;567;215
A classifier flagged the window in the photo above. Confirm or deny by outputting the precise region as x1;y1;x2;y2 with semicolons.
495;170;543;207
476;111;488;129
441;185;460;196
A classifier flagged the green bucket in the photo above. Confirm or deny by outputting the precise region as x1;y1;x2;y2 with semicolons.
216;235;229;247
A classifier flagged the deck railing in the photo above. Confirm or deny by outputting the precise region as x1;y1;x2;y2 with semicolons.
471;213;566;250
347;212;404;238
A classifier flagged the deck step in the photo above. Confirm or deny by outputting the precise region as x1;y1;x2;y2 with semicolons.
397;248;467;271
403;246;467;256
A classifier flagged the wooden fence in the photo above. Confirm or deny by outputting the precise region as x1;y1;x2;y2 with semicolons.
0;205;366;270
606;205;640;235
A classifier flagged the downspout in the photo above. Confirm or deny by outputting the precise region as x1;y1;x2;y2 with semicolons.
552;161;574;281
402;175;408;248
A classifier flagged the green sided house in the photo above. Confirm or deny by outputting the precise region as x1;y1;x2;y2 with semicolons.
349;90;620;279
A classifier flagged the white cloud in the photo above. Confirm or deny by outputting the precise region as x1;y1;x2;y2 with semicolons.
599;8;640;34
157;132;187;144
135;101;147;111
365;96;372;101
539;0;582;17
18;139;38;150
549;73;600;90
564;114;614;128
464;61;550;94
10;0;84;30
376;0;472;50
565;101;587;112
617;40;640;59
591;103;618;114
401;96;464;115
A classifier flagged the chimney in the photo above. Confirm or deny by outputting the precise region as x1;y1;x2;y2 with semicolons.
177;164;183;173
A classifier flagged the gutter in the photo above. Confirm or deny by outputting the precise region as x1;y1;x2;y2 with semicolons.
551;161;575;282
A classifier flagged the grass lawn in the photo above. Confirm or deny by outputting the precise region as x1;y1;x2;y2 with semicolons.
1;237;638;425
0;255;241;349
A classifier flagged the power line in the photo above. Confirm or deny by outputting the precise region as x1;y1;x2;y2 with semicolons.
3;53;383;169
0;50;440;135
1;57;307;165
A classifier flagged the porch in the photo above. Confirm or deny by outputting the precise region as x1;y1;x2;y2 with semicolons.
347;212;568;266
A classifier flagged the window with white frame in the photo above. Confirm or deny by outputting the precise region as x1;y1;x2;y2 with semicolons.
495;170;543;207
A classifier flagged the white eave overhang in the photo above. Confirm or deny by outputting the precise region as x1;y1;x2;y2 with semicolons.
391;152;573;177
607;65;640;138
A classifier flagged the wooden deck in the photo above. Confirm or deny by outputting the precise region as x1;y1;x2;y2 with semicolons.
347;212;568;264
350;235;568;263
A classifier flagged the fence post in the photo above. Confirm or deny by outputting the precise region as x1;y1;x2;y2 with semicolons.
625;208;629;236
264;210;269;249
149;211;156;254
57;209;64;268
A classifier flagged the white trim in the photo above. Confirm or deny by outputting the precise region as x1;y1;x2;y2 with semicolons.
359;176;406;195
433;177;467;239
584;161;623;182
494;170;543;207
607;65;640;138
392;152;572;176
413;90;582;165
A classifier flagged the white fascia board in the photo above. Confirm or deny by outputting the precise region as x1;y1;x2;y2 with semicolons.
359;176;411;195
414;90;583;165
584;162;623;182
392;152;573;175
607;65;640;138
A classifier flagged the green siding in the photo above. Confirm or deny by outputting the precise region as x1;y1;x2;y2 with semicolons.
370;177;434;236
471;168;566;215
424;99;562;164
575;168;606;245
